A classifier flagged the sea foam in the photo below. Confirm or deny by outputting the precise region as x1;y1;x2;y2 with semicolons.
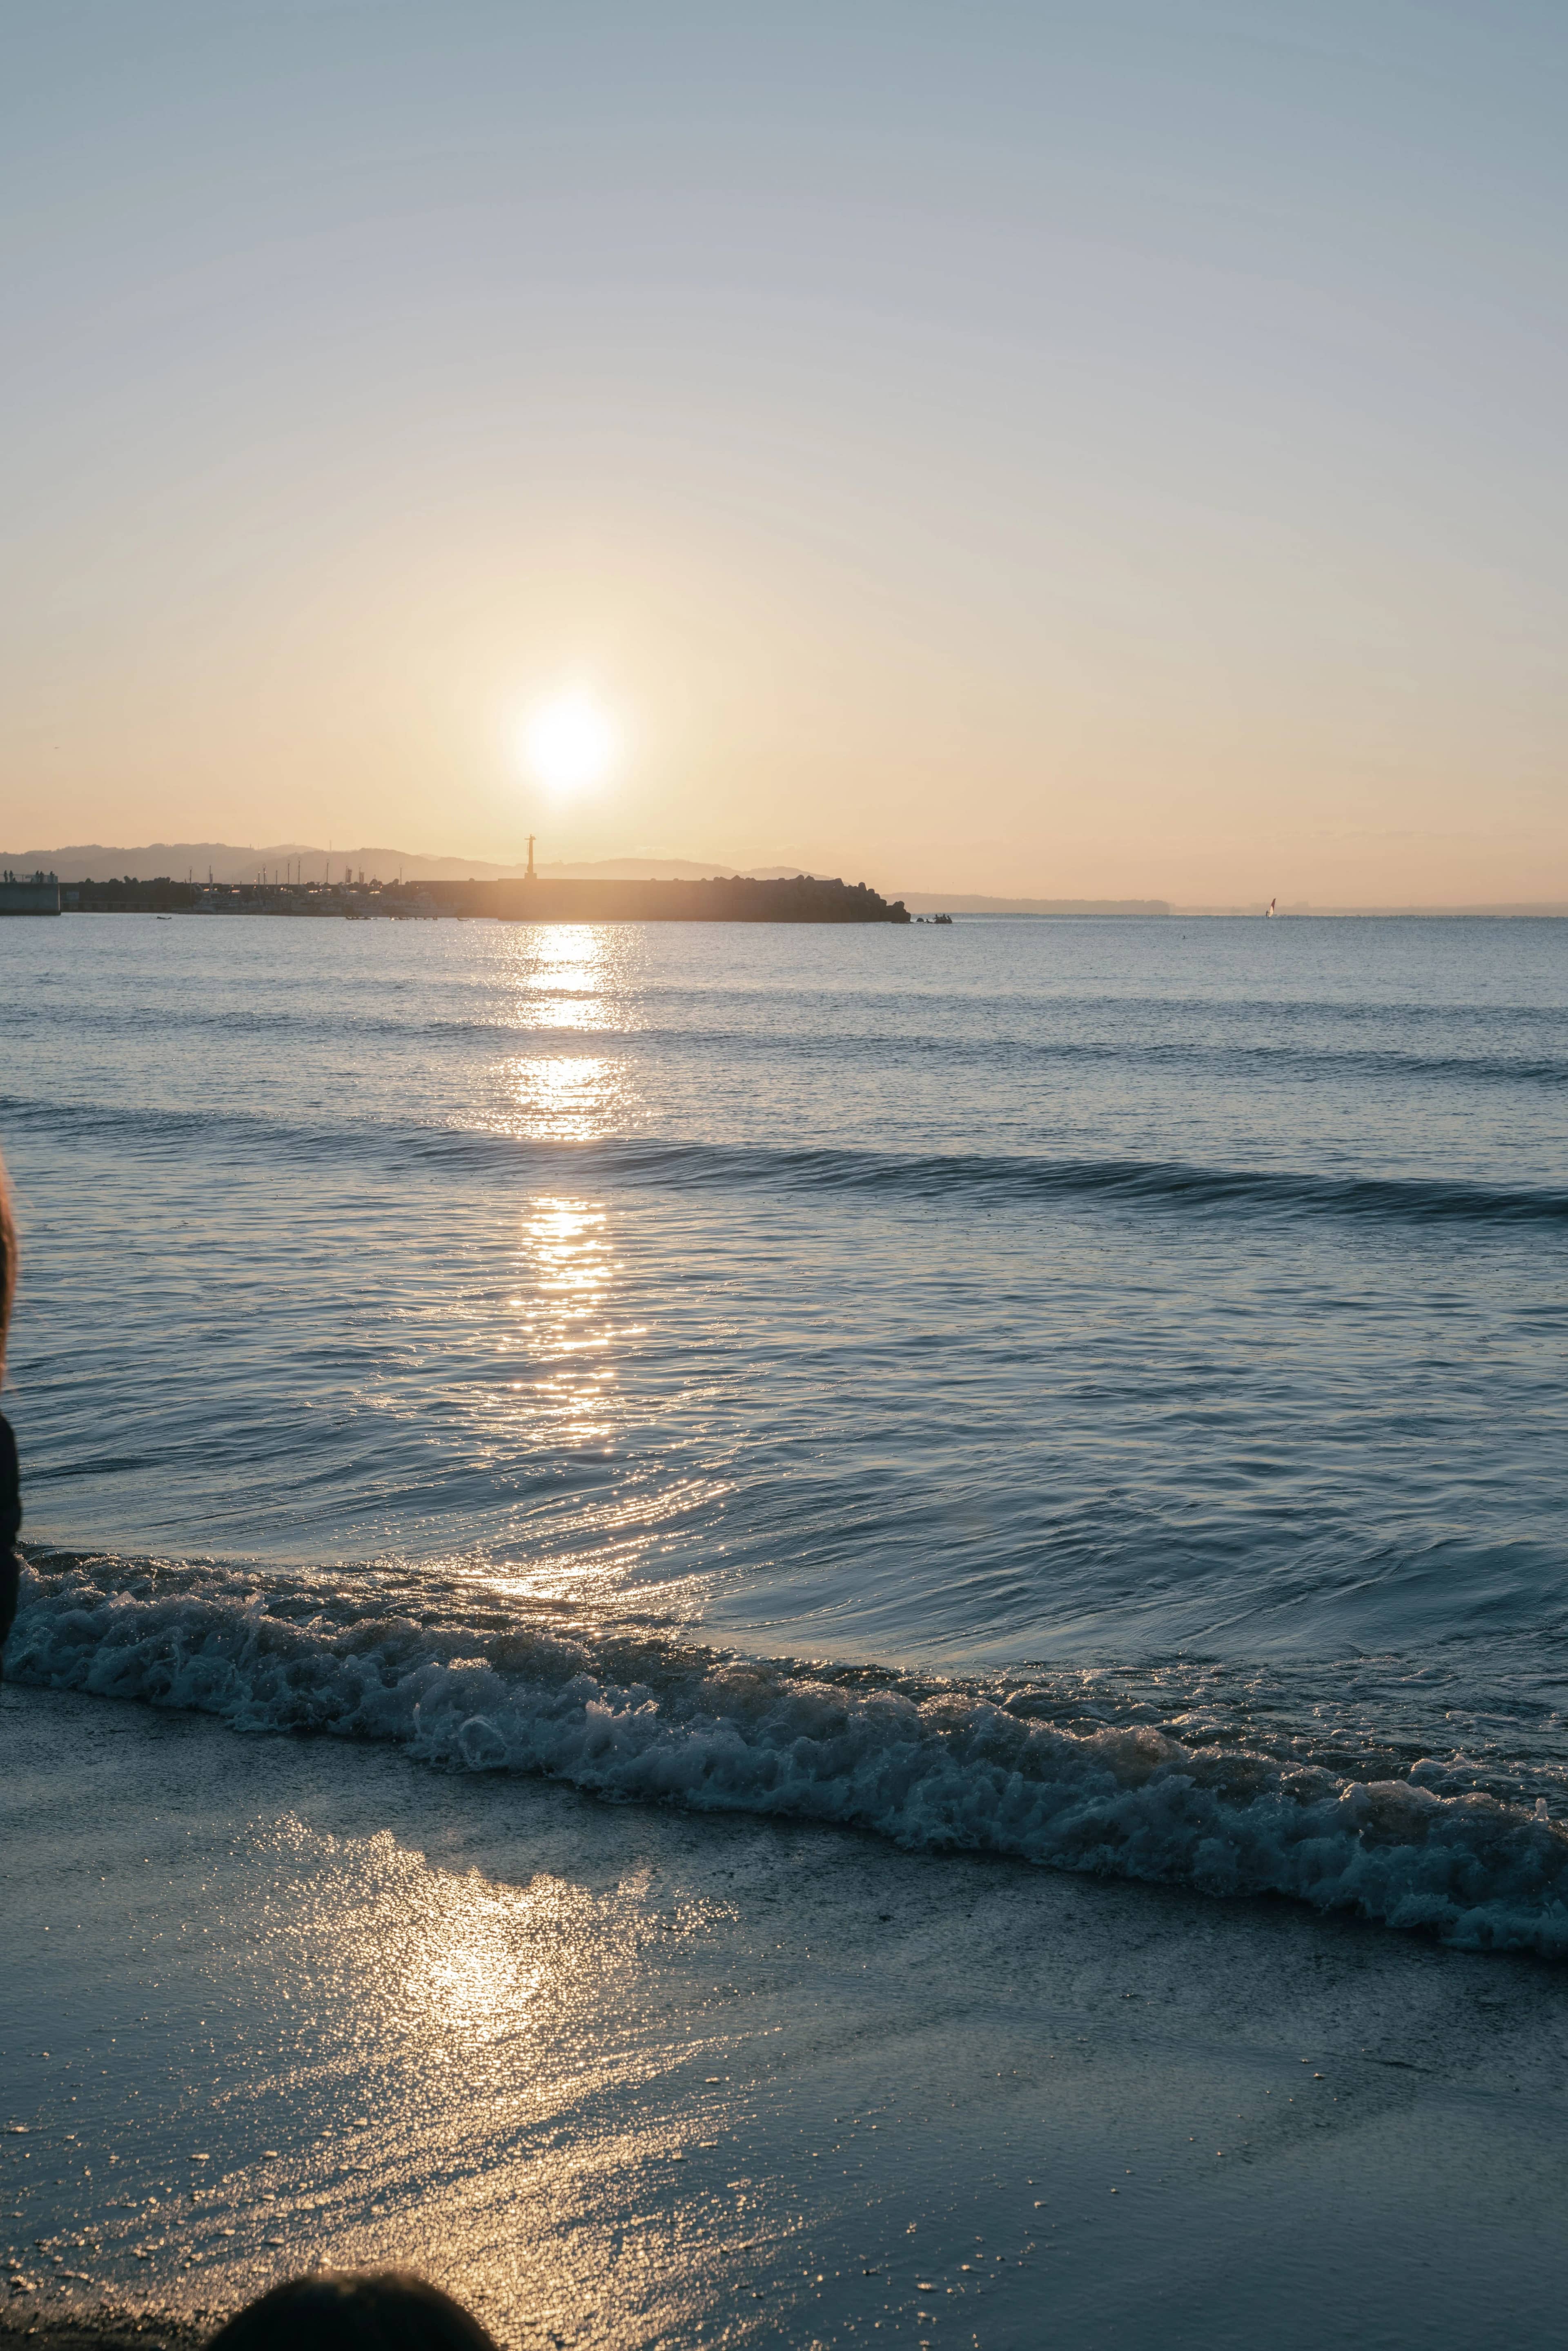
10;1553;1568;1958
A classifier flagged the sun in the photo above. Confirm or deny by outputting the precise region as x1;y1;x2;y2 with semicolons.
520;690;621;796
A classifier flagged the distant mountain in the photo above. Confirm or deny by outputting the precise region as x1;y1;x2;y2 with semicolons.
1;842;831;886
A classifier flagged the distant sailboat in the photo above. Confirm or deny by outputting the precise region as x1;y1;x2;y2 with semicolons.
1265;896;1276;917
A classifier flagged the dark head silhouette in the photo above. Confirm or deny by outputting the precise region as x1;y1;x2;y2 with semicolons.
207;2271;500;2351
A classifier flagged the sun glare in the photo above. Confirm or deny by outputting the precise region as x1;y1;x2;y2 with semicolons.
521;691;621;796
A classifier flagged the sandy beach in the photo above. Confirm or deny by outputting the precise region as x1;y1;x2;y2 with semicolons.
6;1684;1568;2350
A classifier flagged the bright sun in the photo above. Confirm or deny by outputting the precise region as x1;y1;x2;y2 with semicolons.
521;690;621;796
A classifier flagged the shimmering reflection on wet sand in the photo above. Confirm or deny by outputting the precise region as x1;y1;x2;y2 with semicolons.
8;1694;770;2348
11;1690;1568;2351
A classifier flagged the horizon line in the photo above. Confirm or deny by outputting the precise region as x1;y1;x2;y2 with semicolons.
4;839;1568;917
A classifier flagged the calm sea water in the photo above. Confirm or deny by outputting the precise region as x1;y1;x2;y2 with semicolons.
5;912;1568;1949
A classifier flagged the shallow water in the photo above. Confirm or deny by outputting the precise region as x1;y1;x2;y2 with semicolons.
5;913;1568;1948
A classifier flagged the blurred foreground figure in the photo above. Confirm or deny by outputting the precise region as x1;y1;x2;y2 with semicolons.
207;2272;501;2351
0;1154;19;1676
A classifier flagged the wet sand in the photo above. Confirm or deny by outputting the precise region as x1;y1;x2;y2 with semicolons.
5;1684;1568;2349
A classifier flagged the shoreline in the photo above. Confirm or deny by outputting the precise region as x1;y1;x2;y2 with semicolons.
7;1684;1568;2349
1;2317;207;2351
13;1551;1568;1960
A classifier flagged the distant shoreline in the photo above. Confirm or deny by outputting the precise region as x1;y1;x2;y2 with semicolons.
47;874;913;924
926;898;1568;917
900;898;1568;918
7;847;1566;920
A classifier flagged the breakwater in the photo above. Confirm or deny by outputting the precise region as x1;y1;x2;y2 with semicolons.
64;874;911;923
428;874;909;922
0;870;60;915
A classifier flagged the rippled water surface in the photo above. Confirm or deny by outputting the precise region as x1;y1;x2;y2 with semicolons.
5;913;1568;1947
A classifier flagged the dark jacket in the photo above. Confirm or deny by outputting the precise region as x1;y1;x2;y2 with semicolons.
0;1409;20;1651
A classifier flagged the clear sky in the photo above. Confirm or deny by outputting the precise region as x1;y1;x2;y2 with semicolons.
4;1;1566;901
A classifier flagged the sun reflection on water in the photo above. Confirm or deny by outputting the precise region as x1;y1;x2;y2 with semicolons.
495;1052;627;1141
508;1197;620;1446
441;925;723;1619
482;925;642;1138
463;1195;723;1619
515;924;626;1031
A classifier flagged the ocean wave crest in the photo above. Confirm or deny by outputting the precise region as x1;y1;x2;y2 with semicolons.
11;1003;1568;1090
5;1095;1568;1227
10;1555;1568;1957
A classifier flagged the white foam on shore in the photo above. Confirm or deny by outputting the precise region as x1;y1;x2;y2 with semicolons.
11;1554;1568;1957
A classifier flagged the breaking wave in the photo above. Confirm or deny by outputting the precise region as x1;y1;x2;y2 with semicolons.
10;1554;1568;1958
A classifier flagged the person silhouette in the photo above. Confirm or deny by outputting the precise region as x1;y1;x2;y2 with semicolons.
207;2271;500;2351
0;1156;19;1679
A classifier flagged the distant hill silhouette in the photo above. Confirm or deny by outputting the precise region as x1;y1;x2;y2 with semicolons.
0;841;830;886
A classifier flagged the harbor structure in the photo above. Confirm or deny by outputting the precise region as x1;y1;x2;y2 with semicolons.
57;872;911;922
0;869;61;915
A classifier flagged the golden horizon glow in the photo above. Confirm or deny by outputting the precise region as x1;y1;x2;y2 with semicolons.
10;9;1568;905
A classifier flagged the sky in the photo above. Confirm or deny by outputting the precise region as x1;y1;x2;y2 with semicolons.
3;0;1566;903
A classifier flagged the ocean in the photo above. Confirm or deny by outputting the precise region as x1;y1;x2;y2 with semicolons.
6;910;1568;1955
